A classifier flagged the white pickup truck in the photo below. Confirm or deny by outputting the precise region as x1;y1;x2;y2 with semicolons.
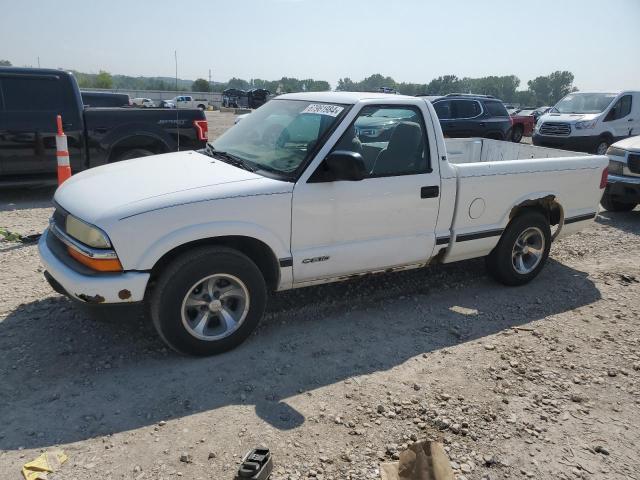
38;92;608;355
163;95;208;110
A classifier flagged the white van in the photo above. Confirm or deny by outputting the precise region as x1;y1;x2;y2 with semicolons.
532;91;640;154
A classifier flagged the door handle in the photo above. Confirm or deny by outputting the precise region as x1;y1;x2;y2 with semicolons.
421;186;439;198
628;118;634;122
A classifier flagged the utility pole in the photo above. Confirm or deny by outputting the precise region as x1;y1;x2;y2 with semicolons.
209;69;212;92
174;50;178;91
37;56;40;68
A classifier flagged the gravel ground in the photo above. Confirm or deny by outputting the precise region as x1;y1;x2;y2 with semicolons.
1;121;639;480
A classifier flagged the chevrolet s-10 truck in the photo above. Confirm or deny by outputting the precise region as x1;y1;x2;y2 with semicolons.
38;92;609;355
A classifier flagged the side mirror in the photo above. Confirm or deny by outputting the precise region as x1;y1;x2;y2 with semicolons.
324;150;367;181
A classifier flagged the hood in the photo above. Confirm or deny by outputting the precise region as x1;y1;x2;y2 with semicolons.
54;150;289;224
539;112;599;123
612;135;640;152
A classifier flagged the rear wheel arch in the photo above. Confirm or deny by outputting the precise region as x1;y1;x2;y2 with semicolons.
148;236;281;292
107;134;170;162
509;195;563;238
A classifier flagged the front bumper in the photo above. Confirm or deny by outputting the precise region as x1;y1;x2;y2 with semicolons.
532;133;599;153
606;173;640;202
38;228;149;304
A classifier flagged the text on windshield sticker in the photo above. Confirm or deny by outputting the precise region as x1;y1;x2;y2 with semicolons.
302;104;344;117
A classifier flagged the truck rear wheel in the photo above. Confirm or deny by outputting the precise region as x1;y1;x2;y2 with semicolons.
485;211;551;286
601;193;637;212
148;246;267;356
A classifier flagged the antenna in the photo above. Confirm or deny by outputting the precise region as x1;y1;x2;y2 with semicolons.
175;50;180;151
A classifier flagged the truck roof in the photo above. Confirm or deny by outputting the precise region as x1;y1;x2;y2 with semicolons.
0;66;76;78
277;91;416;104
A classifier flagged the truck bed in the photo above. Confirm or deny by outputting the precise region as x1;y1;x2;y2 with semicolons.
441;138;608;263
445;138;585;164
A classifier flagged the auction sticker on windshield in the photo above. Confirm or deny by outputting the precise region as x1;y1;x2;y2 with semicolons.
302;104;344;117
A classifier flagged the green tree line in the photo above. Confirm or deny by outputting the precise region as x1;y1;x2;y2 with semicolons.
337;71;577;106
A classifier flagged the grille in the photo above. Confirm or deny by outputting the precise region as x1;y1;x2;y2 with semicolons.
628;154;640;174
539;122;571;136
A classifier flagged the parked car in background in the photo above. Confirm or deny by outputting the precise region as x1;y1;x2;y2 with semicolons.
163;95;207;110
132;97;156;108
533;91;640;154
0;68;208;186
247;88;270;109
80;91;131;107
431;94;512;140
159;100;176;108
504;104;519;115
602;135;640;211
510;109;535;142
39;91;608;355
532;106;552;123
354;107;418;142
222;88;248;108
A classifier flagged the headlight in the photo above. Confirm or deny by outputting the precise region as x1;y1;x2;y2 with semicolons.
65;215;112;248
574;119;597;130
606;146;627;158
608;160;624;175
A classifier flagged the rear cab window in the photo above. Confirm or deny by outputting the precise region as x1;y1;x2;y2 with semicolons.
1;76;64;112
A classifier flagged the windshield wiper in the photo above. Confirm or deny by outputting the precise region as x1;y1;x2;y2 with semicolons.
204;143;255;172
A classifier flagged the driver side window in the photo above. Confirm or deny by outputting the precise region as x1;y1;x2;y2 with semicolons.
606;95;632;121
319;105;430;179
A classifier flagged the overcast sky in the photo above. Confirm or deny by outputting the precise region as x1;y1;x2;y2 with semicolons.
1;0;639;91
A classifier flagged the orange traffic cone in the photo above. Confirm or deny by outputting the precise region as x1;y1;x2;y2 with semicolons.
56;115;72;185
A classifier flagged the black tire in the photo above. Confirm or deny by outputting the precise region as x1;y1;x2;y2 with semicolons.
511;125;523;143
485;210;551;286
595;136;611;155
116;148;155;162
197;104;206;110
148;246;267;356
600;193;637;212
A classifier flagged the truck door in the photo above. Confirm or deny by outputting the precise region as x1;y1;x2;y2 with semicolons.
604;94;633;139
291;104;441;283
0;72;84;177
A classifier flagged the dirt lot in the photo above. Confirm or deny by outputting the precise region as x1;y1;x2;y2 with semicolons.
1;114;639;480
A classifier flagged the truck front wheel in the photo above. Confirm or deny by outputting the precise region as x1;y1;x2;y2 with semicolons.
485;211;551;286
148;246;267;356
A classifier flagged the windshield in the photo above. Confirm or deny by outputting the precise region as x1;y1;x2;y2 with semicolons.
553;93;617;114
212;99;348;177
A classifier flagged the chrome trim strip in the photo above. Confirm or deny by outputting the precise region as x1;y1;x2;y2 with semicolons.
48;219;118;260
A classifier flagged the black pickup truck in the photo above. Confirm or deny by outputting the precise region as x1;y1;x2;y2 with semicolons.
0;68;208;186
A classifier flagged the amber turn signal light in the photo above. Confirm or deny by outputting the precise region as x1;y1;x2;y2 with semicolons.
68;247;123;272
